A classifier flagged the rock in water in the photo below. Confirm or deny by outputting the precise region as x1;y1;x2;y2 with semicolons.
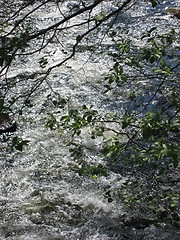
165;7;180;19
0;121;17;134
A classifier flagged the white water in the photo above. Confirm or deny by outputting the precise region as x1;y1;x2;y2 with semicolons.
0;1;179;239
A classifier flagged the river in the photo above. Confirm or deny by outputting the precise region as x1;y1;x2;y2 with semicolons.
0;0;179;239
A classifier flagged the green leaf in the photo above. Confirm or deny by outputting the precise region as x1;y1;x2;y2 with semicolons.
142;124;153;139
60;115;68;121
87;115;92;123
172;157;178;168
12;136;19;145
122;115;131;129
82;105;87;110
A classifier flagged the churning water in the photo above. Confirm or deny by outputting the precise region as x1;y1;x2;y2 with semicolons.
0;1;179;239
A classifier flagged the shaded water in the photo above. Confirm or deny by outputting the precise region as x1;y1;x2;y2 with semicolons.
0;1;180;239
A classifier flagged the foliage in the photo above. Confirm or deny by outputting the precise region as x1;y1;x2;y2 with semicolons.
117;175;180;227
78;163;107;178
6;135;29;152
45;22;179;227
0;0;179;231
